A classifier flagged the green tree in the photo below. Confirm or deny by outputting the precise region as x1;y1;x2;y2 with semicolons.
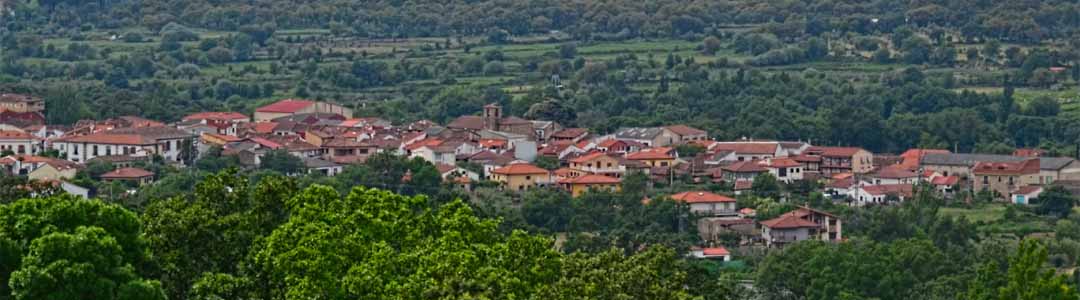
9;227;166;300
259;149;303;174
1037;185;1075;219
752;172;781;199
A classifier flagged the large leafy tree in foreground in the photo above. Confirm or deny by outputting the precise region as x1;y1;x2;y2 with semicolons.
0;195;164;299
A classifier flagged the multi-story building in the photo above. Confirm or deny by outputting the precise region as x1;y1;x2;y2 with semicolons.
805;146;874;175
0;130;41;155
972;158;1041;199
51;126;196;164
0;94;44;113
490;163;552;192
760;206;842;248
254;99;353;122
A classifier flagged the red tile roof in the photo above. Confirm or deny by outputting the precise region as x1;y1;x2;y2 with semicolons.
405;138;443;151
559;174;620;184
899;149;950;169
670;191;735;203
101;167;154;179
759;157;800;168
446;116;485;130
711;142;779;155
569;152;610;164
973;159;1040;176
760;212;819;229
1016;185;1043;195
252;122;279;134
183;112;248;121
826;177;856;189
626;147;675;160
552;128;589;139
492;163;550;175
874;165;918;179
793;154;822;163
931;175;959;186
0;130;34;140
665;125;707;136
702;247;730;256
256;99;314;113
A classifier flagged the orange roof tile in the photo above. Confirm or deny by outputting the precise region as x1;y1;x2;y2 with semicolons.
256;99;314;113
101;167;154;179
702;247;730;256
626;147;674;160
569;152;610;164
760;212;819;229
973;159;1040;176
670;191;735;203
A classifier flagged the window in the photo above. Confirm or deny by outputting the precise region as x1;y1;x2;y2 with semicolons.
73;145;79;155
92;145;99;156
106;147;112;156
660;162;669;167
163;141;171;151
525;176;532;180
16;145;24;154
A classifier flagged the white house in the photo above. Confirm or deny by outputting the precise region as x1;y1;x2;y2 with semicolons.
670;191;738;216
758;157;804;183
851;184;914;206
0;130;40;155
51;126;196;164
1012;186;1042;205
690;247;731;262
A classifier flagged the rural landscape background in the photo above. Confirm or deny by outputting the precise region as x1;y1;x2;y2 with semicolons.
2;0;1080;299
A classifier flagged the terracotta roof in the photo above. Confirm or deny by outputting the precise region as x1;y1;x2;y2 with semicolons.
251;122;279;134
723;160;768;173
702;247;730;256
931;176;959;186
405;138;443;151
0;130;34;140
552;128;589;139
491;163;550;175
739;207;756;214
256;99;314;113
807;146;867;158
202;133;242;143
569;152;612;164
1016;185;1043;195
183;112;248;121
760;213;819;229
665;125;707;136
973;159;1040;176
499;116;531;125
873;165;918;179
101;167;154;179
899;149;950;169
559;174;620;184
626;147;675;160
670;191;735;203
711;142;779;155
759;158;800;168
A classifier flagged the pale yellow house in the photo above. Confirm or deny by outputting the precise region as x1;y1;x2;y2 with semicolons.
491;163;552;192
559;174;621;197
28;162;79;181
626;147;678;167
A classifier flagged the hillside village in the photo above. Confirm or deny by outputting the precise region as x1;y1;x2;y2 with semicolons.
3;93;1080;256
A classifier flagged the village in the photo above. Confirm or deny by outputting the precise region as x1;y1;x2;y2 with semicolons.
2;93;1079;261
